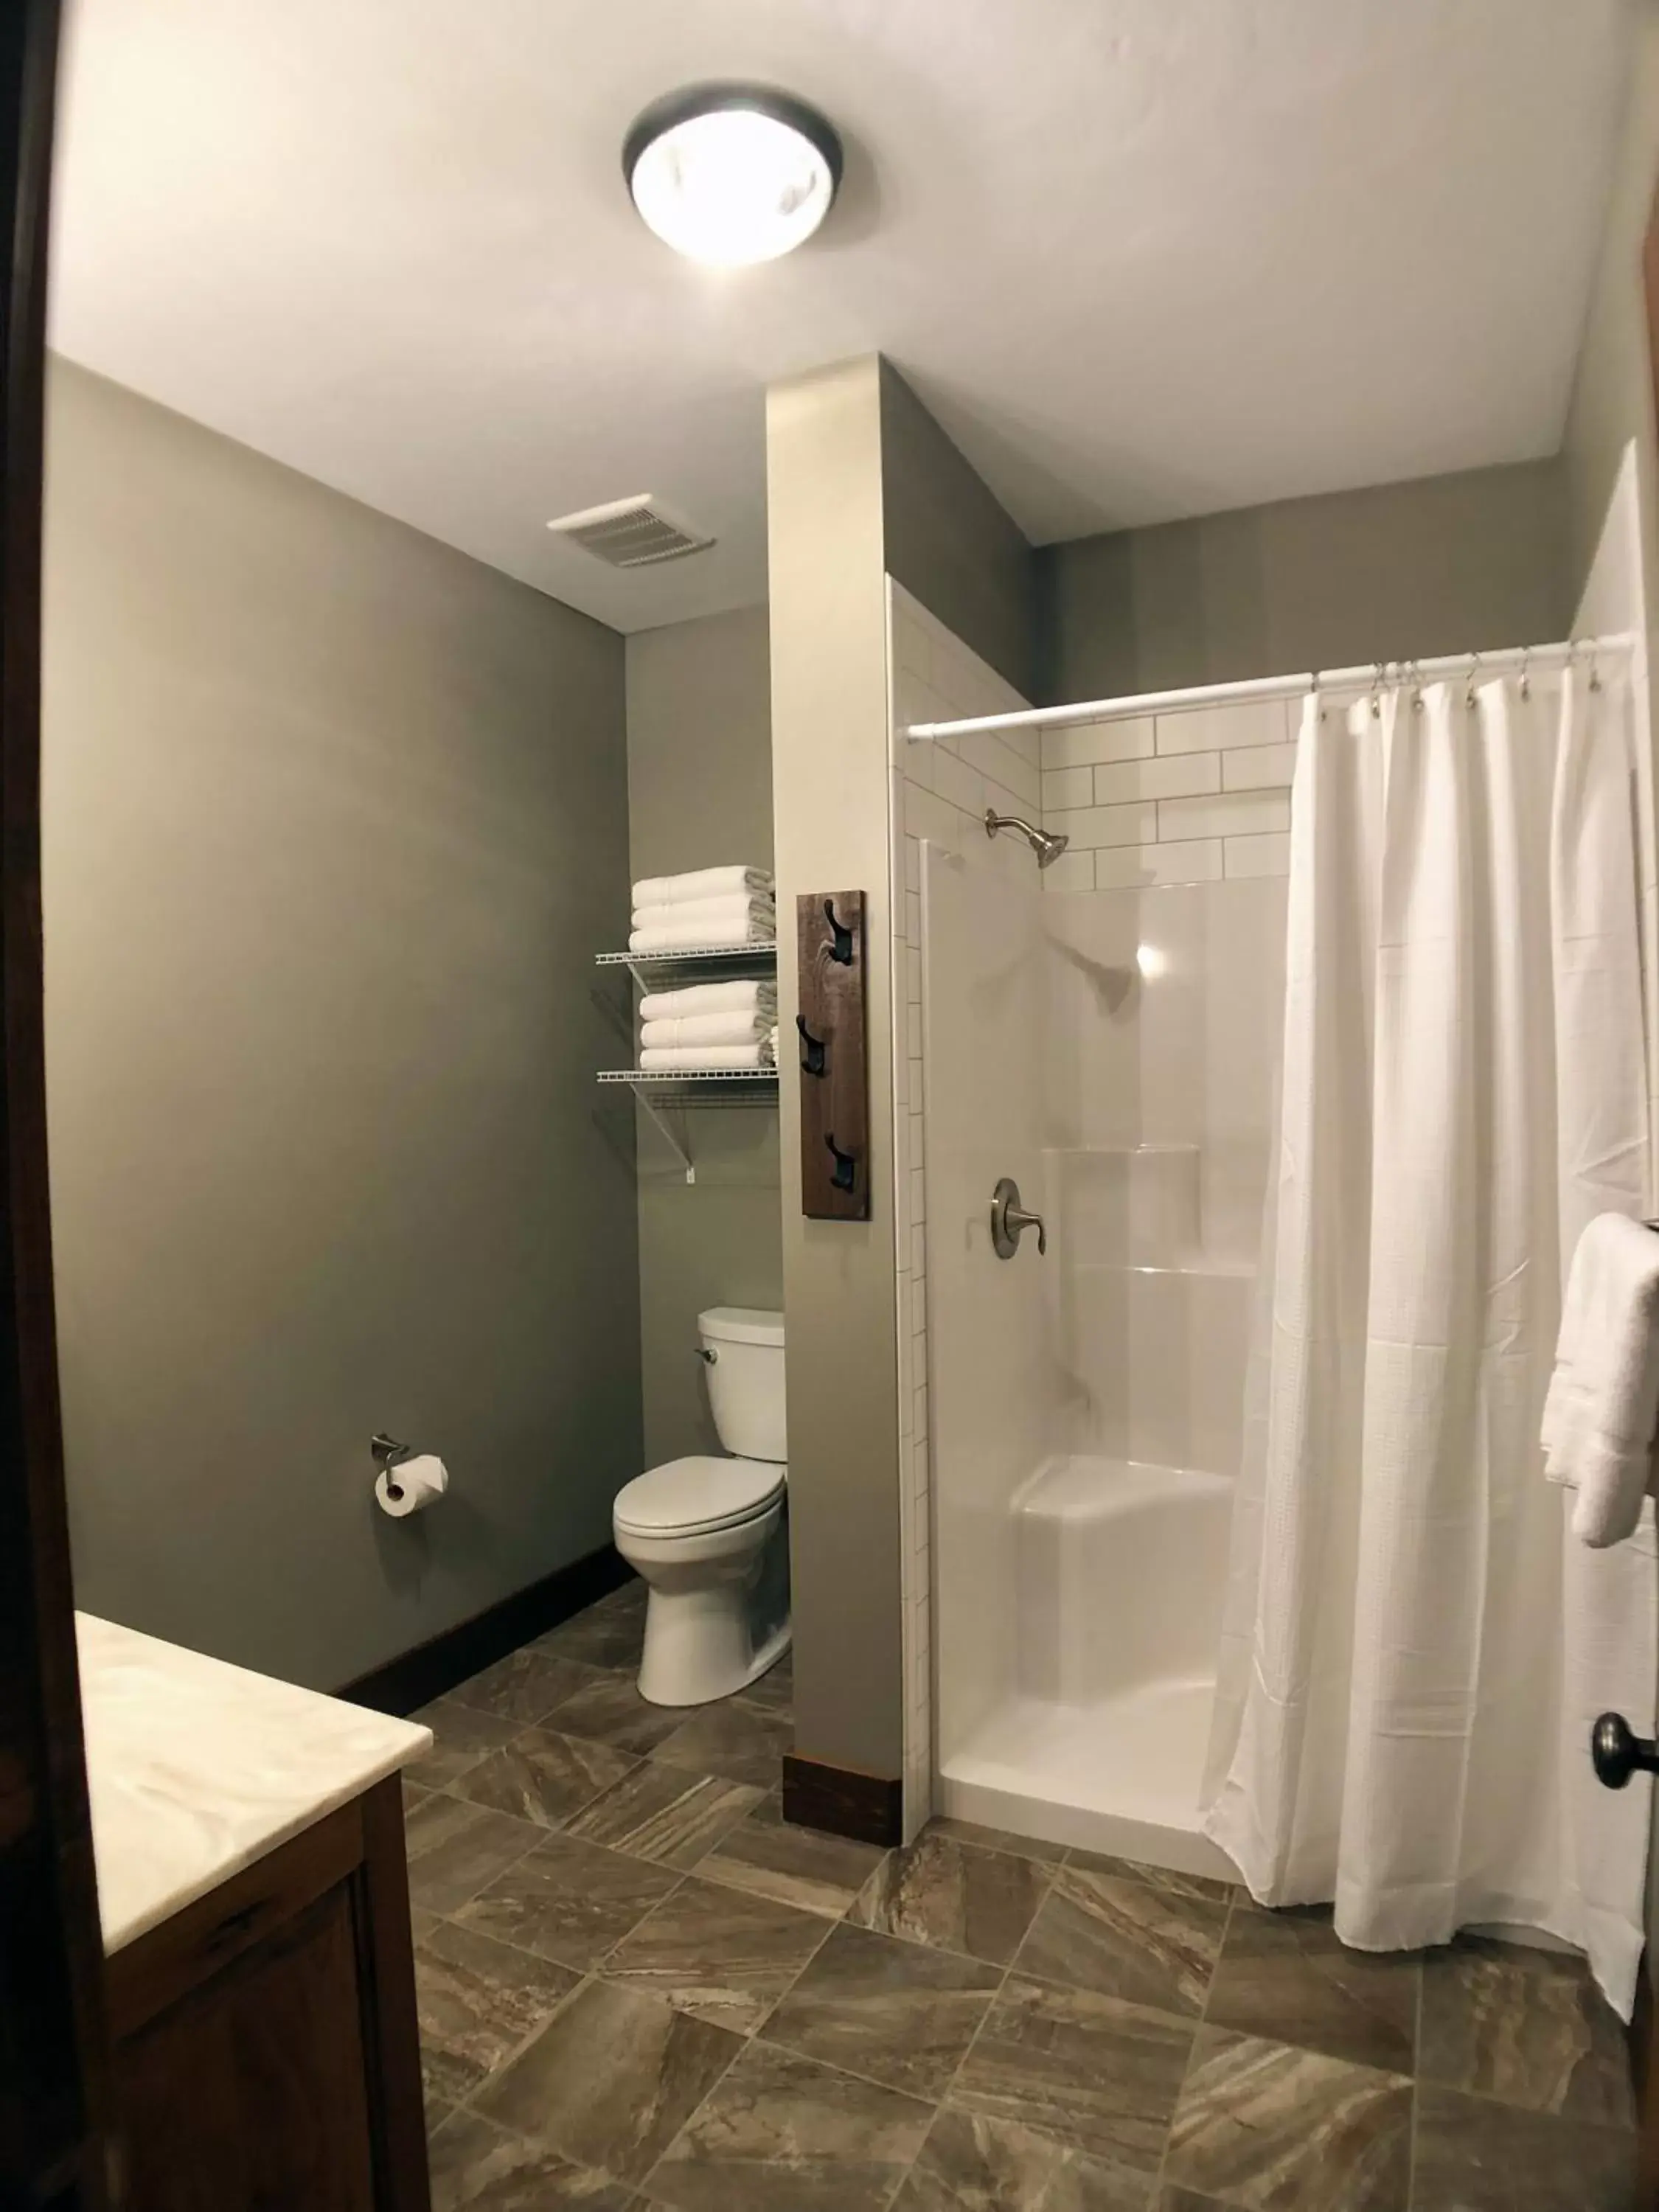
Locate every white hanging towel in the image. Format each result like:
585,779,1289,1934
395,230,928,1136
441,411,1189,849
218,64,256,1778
632,864,773,905
640,1012,771,1048
639,1037,776,1072
639,979,776,1021
1543,1212,1659,1547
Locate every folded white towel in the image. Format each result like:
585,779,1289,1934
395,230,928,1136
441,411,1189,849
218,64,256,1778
1543,1211,1659,1546
640,1037,776,1073
641,1012,771,1048
632,865,773,907
632,893,774,933
639,980,776,1021
630,916,776,953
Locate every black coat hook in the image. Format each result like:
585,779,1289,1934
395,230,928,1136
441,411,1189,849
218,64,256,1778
824,900,855,964
796,1013,827,1077
824,1131,858,1192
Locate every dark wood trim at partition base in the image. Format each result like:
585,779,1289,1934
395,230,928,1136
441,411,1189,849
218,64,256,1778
782,1752,904,1848
0,1,117,2204
337,1543,633,1717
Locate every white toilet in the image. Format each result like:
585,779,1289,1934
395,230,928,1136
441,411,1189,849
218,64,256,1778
613,1306,790,1706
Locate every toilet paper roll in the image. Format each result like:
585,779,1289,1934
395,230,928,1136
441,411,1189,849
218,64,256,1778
375,1453,448,1518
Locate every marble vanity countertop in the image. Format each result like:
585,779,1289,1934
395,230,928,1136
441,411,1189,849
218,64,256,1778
77,1612,431,1955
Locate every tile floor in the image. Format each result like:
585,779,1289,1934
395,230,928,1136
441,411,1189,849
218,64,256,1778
406,1579,1640,2211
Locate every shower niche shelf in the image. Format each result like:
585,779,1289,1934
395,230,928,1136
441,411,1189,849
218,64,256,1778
596,1068,779,1185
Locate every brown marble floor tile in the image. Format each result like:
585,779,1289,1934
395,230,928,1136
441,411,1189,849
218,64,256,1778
1418,1934,1636,2126
476,1975,742,2184
891,2104,1148,2211
950,1972,1194,2180
412,1913,580,2102
451,1646,604,1725
409,1699,524,1790
696,1793,888,1921
405,1793,545,1915
645,2037,933,2212
1203,1901,1418,2073
1412,2081,1637,2211
540,1670,690,1756
537,1601,649,1672
651,1697,795,1790
1063,1846,1233,1902
1163,2026,1410,2212
1154,2194,1228,2212
453,1830,680,1972
448,1727,639,1831
763,1922,1003,2101
926,1817,1067,1865
603,1874,831,2035
425,2096,453,2142
739,1649,794,1713
1012,1862,1226,2016
850,1831,1052,1966
567,1760,763,1868
428,2107,636,2208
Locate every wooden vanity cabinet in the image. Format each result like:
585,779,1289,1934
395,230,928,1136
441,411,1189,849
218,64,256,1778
102,1775,429,2212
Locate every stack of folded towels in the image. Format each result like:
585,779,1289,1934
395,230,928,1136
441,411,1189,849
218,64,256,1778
639,978,778,1072
630,864,775,955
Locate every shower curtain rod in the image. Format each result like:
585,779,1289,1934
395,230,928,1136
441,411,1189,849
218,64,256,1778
903,631,1641,740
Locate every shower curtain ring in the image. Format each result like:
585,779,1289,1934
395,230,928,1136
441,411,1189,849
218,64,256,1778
1369,662,1383,719
1520,647,1531,701
1465,652,1481,709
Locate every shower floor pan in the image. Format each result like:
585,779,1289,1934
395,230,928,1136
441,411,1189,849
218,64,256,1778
937,1453,1240,1882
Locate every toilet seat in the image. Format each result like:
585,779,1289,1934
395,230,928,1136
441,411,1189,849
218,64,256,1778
614,1455,786,1540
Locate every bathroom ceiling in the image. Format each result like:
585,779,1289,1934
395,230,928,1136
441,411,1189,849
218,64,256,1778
49,0,1632,634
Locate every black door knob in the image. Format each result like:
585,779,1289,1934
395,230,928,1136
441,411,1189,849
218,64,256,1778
1591,1711,1659,1789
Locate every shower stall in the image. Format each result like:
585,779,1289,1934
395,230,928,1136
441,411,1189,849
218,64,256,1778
919,723,1285,1879
890,474,1659,1993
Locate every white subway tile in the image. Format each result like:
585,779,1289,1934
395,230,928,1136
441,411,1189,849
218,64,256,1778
905,889,922,945
907,945,922,1004
1155,698,1288,756
931,747,985,817
1095,839,1223,887
901,737,936,794
1040,847,1096,894
991,734,1041,808
1224,831,1292,877
905,835,922,894
906,1002,922,1057
1046,800,1157,850
1222,742,1296,791
907,785,960,849
1043,764,1094,812
1093,754,1220,806
1041,714,1155,771
1158,790,1292,841
910,1166,926,1225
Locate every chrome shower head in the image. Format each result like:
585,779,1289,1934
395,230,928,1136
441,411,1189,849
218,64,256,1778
984,808,1070,869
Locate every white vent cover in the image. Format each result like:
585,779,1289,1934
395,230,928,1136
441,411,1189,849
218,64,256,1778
546,494,714,568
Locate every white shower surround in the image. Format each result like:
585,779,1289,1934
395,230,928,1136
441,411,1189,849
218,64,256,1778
891,443,1659,1915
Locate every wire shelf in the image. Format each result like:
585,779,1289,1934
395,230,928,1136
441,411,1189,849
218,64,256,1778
597,1067,778,1182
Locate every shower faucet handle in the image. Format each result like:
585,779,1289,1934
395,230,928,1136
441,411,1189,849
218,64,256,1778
1591,1712,1659,1789
990,1176,1046,1259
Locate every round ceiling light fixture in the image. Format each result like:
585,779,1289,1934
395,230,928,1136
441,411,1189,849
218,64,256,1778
623,83,842,268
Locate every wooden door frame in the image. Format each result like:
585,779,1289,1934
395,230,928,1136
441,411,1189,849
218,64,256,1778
0,0,114,2203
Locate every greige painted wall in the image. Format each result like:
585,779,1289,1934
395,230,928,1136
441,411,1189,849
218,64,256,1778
43,359,640,1690
1037,459,1571,702
768,358,904,1775
768,354,1036,1781
880,362,1039,702
625,607,782,1467
1564,4,1659,607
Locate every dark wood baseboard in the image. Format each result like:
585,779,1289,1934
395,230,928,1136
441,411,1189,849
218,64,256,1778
781,1752,903,1847
336,1543,633,1717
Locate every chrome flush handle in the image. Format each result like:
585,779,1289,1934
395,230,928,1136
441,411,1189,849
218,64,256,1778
990,1176,1047,1259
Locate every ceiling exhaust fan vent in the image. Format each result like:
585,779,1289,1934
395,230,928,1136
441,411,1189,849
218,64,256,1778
546,494,714,568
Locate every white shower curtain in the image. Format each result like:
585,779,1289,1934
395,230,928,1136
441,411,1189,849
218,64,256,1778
1203,667,1658,2017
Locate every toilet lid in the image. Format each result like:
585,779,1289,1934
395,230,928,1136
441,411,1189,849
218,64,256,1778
614,1455,786,1536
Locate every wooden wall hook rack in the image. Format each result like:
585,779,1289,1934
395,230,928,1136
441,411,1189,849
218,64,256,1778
796,889,869,1220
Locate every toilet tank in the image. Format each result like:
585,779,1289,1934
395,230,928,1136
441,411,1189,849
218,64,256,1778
698,1307,785,1463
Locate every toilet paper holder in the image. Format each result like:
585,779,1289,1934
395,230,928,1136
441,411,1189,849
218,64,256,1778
371,1431,412,1499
